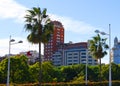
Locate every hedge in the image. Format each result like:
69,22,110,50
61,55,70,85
1,81,120,86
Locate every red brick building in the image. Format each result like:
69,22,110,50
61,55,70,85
44,21,64,60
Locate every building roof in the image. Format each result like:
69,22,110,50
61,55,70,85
52,21,63,28
64,42,87,49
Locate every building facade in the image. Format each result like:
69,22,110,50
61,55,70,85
44,21,97,66
113,37,120,64
20,50,44,64
52,42,98,66
44,21,64,61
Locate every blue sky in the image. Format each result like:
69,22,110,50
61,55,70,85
0,0,120,64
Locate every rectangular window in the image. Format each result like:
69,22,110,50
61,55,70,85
68,57,72,59
68,60,72,62
81,53,86,55
74,57,78,58
81,56,86,58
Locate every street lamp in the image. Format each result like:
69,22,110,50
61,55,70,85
85,49,88,86
95,24,111,86
7,35,23,86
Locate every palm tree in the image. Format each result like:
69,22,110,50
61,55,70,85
89,34,109,83
24,7,53,85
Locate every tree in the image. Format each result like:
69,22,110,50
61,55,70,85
24,7,54,85
89,34,109,83
29,62,40,82
60,65,84,82
42,61,55,82
10,55,30,83
88,65,99,82
110,63,120,80
0,57,8,83
0,55,31,84
102,64,109,81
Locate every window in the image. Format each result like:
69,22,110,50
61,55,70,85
81,56,86,58
68,63,72,65
81,59,86,61
88,56,92,58
74,57,78,58
73,60,78,62
74,53,78,55
88,60,92,62
68,53,72,55
68,57,72,59
81,52,86,55
68,60,72,62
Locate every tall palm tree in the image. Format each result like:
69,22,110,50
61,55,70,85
24,7,53,86
89,34,109,83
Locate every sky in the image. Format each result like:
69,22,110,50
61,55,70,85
0,0,120,64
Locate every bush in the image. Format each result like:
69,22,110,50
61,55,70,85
1,81,120,86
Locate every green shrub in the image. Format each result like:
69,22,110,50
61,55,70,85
1,81,120,86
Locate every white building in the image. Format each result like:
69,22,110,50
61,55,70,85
52,51,62,66
52,42,98,66
20,50,43,64
113,37,120,64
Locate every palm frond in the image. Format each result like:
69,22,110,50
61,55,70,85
33,7,41,14
24,24,32,32
27,10,36,17
42,8,47,15
89,33,109,59
27,33,41,44
24,7,53,44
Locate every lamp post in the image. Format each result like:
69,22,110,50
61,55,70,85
95,24,111,86
85,49,88,86
7,35,23,86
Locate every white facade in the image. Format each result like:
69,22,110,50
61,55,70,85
52,51,62,66
20,50,41,63
52,42,98,66
63,49,97,66
113,37,120,64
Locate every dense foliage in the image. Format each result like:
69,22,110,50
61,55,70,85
0,55,120,85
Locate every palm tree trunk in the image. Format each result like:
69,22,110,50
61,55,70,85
39,42,42,86
99,58,102,85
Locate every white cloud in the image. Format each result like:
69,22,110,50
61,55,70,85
0,0,99,34
0,38,43,56
0,0,27,22
49,14,99,34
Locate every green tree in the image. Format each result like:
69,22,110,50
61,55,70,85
70,64,86,83
42,61,54,82
102,64,109,81
29,61,64,83
109,63,120,80
88,65,99,82
24,7,54,85
89,34,109,83
29,62,40,83
61,66,76,82
60,64,85,82
10,55,30,83
0,57,8,83
0,55,31,84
